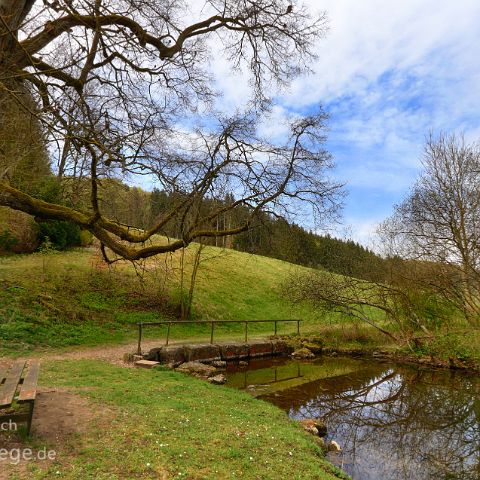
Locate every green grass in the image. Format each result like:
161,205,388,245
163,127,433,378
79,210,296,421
0,245,329,354
0,244,479,369
18,360,347,480
0,249,171,353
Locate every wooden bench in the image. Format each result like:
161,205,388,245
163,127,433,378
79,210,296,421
0,360,40,436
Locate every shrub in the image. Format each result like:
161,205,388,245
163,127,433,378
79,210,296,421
0,229,19,252
36,220,81,250
0,208,39,253
79,229,94,246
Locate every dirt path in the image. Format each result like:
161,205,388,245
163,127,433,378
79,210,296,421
0,387,114,480
37,337,169,366
2,334,272,367
1,337,186,368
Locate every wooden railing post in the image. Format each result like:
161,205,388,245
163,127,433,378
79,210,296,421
274,321,277,336
244,321,248,342
210,321,214,344
137,323,142,355
166,322,171,346
297,320,300,335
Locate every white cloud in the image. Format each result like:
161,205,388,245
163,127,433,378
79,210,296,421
197,1,480,246
209,55,252,112
326,217,383,251
256,105,295,141
349,219,379,247
287,0,480,105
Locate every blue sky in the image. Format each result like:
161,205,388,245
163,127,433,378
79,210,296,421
208,0,480,248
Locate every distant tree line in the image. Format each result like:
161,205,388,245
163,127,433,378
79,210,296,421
233,217,384,279
108,184,383,279
1,166,381,281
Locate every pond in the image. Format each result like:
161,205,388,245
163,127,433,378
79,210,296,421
225,356,480,480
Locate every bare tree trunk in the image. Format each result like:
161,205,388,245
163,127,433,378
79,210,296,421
0,1,36,53
179,247,186,320
1,1,50,187
185,243,205,320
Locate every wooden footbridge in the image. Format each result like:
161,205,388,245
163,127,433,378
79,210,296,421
136,319,301,355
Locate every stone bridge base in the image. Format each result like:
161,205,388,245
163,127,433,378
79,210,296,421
144,340,293,364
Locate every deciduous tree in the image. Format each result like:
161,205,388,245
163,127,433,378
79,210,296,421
381,134,480,326
0,0,341,261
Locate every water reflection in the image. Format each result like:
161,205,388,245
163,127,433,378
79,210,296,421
226,359,303,392
226,357,480,480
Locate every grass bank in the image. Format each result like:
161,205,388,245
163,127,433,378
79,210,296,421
0,246,324,354
0,245,478,369
8,360,346,480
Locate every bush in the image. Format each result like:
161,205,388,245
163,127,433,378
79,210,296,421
79,229,94,247
36,220,81,250
0,229,19,252
416,331,480,364
0,208,39,253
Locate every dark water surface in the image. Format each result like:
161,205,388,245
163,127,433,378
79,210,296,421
225,356,480,480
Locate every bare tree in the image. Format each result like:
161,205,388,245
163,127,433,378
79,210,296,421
283,264,436,347
0,0,341,261
381,134,480,327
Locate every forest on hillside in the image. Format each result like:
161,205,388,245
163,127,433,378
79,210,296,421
0,178,382,280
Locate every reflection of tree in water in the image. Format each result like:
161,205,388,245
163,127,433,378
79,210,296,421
262,364,480,480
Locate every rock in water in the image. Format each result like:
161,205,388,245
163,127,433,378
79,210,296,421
327,440,341,452
291,348,315,359
302,342,323,354
299,420,319,436
316,421,327,437
211,360,227,369
208,374,227,385
299,419,327,437
175,361,217,378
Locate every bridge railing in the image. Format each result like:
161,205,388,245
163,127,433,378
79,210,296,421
136,319,301,355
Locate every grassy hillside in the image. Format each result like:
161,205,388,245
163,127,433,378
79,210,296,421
0,243,478,479
0,244,478,368
0,244,330,351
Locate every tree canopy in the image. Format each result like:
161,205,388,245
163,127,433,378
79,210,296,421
381,134,480,326
0,0,342,261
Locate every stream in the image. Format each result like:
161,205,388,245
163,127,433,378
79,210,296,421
225,356,480,480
